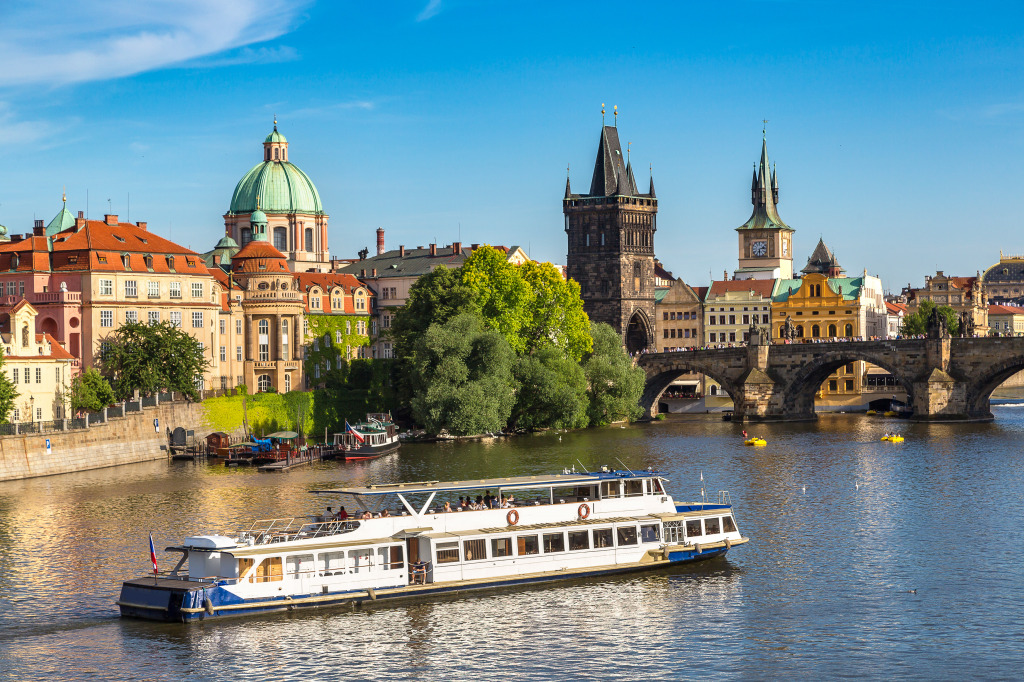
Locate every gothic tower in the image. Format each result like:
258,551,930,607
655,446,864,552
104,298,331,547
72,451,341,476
734,133,795,280
564,122,658,354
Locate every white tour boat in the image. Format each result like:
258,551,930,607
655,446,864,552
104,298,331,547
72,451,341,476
118,467,748,622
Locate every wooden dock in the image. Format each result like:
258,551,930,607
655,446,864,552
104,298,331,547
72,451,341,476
256,448,326,473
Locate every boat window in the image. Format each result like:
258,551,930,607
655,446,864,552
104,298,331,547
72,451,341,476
320,551,345,575
592,528,613,548
237,557,254,580
517,535,539,556
722,516,737,533
651,479,664,494
685,519,703,537
624,480,644,497
705,518,721,535
492,538,513,557
253,557,283,582
436,542,460,564
600,481,620,498
569,530,590,550
387,546,404,570
663,521,684,544
640,524,660,543
348,549,373,573
543,532,566,553
286,554,314,579
616,526,638,546
464,539,487,561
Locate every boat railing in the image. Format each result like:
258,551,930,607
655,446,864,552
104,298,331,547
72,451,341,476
717,491,732,505
238,517,362,544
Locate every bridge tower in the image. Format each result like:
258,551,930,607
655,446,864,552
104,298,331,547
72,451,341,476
564,118,658,353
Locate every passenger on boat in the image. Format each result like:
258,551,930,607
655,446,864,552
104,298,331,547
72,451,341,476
337,506,349,520
443,501,453,512
323,506,333,522
476,495,484,507
361,511,372,520
459,497,468,509
381,509,391,518
484,491,493,507
500,496,511,509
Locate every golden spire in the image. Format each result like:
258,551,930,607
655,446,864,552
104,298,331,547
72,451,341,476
613,105,618,127
601,103,605,126
273,114,278,130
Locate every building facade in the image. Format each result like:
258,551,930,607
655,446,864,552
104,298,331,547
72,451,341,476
1,301,76,422
704,279,774,346
654,278,703,351
908,270,988,336
564,123,658,354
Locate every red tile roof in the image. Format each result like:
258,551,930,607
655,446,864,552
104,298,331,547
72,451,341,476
886,302,908,315
707,279,775,298
231,241,290,273
294,272,373,314
988,304,1024,315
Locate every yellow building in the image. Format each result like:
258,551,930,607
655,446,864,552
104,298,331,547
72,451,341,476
1,301,76,422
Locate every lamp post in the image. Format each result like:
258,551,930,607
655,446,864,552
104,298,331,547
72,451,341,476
29,395,34,426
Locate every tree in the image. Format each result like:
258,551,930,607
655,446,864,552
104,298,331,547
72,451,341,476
98,321,210,401
508,345,589,432
390,266,478,362
460,246,534,354
582,322,645,426
901,300,960,336
519,260,592,361
70,367,115,414
0,347,18,423
410,312,516,436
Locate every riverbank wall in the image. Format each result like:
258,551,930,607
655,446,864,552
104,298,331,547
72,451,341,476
0,401,219,482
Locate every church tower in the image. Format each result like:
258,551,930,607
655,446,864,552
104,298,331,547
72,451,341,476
734,132,794,280
564,116,658,353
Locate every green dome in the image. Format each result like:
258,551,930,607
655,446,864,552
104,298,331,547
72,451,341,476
265,128,287,143
215,235,239,249
249,208,267,225
228,160,324,215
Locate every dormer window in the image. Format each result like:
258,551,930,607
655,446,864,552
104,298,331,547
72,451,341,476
144,254,154,269
121,253,131,270
10,254,18,270
167,255,175,270
113,234,126,243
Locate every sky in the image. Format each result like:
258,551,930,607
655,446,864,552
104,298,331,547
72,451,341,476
2,0,1024,291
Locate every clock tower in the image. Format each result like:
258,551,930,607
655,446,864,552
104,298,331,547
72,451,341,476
734,133,794,280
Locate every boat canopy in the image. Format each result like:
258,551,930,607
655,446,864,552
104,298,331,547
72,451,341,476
312,470,663,498
266,431,299,439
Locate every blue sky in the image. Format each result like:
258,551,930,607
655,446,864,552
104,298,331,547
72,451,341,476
2,0,1024,290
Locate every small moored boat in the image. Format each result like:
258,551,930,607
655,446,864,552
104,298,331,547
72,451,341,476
118,467,748,622
329,414,400,461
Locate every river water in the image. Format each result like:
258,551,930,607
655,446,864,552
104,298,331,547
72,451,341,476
2,410,1024,681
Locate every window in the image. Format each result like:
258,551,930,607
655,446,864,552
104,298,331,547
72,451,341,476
491,538,513,557
286,554,314,579
258,319,269,361
517,535,539,556
463,539,486,561
220,320,226,334
685,519,703,537
723,516,737,533
125,310,137,323
236,319,242,335
436,541,460,564
616,526,638,546
236,346,243,361
345,320,351,334
257,374,271,392
19,281,24,296
192,311,204,328
99,279,113,296
12,369,17,383
274,227,287,251
124,280,137,297
252,557,283,583
35,408,42,421
624,479,643,497
705,518,721,535
845,323,854,337
600,481,620,498
845,379,854,391
219,346,226,362
148,311,160,324
100,310,113,327
191,282,203,298
593,528,613,548
148,281,159,297
170,311,181,327
311,296,321,310
829,379,838,391
569,531,590,551
542,533,565,553
640,524,660,543
169,281,181,298
10,409,18,422
284,374,291,392
304,227,313,252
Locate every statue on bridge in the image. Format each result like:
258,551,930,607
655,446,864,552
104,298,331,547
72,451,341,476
782,316,796,342
959,311,975,338
927,306,951,339
748,322,770,346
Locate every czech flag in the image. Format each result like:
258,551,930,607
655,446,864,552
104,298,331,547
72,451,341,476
149,533,159,575
345,420,365,443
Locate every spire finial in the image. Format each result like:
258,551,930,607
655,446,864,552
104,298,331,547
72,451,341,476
613,105,618,127
601,103,605,126
567,163,570,179
273,114,278,131
762,118,768,139
62,186,66,206
627,141,631,161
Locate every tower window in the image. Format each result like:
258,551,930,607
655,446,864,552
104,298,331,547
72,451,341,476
274,148,279,160
304,228,313,252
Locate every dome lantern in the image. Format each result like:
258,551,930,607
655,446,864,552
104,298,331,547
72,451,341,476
263,116,288,162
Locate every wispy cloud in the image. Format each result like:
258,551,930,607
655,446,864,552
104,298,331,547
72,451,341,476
0,102,73,147
0,0,311,88
417,0,444,22
188,45,300,69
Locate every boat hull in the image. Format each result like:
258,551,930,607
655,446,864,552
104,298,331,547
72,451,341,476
118,543,736,623
339,440,400,461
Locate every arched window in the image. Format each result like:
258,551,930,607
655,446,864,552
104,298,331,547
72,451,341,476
284,374,291,392
274,227,287,251
828,324,837,337
258,319,269,361
796,325,804,338
274,148,279,160
257,374,271,392
281,319,289,361
304,228,313,252
21,324,28,347
240,228,253,246
812,324,821,338
845,323,854,337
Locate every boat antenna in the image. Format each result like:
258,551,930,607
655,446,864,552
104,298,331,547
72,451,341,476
615,457,635,476
576,459,590,473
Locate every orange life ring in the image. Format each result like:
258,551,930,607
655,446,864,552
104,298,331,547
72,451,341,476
506,509,519,526
578,503,591,519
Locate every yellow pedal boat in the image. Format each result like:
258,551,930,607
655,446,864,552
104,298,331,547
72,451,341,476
744,438,767,446
866,409,877,415
883,410,899,417
881,435,904,442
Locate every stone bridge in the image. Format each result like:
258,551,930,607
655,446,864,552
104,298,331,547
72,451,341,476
638,336,1024,422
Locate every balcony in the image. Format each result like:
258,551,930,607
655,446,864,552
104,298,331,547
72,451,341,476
0,291,83,306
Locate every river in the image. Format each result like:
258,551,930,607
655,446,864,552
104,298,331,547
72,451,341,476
2,410,1024,680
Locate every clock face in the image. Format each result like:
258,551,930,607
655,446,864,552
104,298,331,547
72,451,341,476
752,240,768,257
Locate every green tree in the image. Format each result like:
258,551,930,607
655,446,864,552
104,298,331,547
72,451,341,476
901,300,960,336
583,322,645,426
519,260,592,361
410,312,516,436
0,347,19,423
460,246,534,354
509,345,589,432
70,367,115,413
390,266,478,362
98,321,210,401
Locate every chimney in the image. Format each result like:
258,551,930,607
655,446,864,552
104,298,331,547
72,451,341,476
399,245,405,258
376,227,385,256
33,224,44,236
75,211,86,231
34,219,44,229
453,241,462,255
105,214,118,226
471,243,479,249
136,221,147,231
429,243,437,256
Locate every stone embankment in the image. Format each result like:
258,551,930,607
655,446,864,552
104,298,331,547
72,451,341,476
0,400,217,482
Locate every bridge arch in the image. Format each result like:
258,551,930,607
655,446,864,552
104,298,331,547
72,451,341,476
638,354,742,418
626,309,654,356
964,354,1024,419
782,349,915,418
